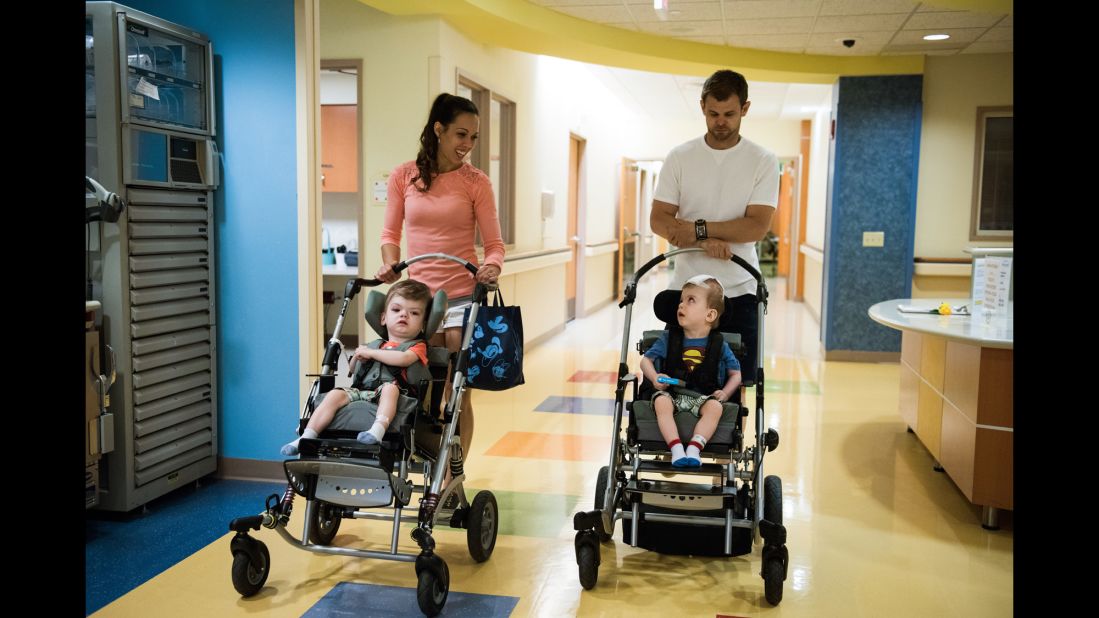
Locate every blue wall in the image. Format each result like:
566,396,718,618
119,0,300,460
822,75,923,354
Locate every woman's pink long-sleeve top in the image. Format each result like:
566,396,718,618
381,161,506,300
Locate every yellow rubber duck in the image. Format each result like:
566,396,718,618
937,302,952,315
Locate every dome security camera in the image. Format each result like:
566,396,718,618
842,39,856,48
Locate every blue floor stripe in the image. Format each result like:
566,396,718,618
534,395,615,415
85,478,285,615
305,581,519,617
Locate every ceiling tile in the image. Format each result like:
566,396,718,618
721,0,822,19
904,11,1005,29
726,17,816,34
637,19,726,36
977,26,1012,42
814,14,909,32
891,27,986,44
634,2,724,22
819,0,918,16
960,39,1013,53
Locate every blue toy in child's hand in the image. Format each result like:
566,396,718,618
657,376,684,386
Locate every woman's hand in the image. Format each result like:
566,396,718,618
375,261,400,283
476,263,501,285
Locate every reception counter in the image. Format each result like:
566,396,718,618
868,299,1013,529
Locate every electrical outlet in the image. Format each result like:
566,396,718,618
863,231,884,247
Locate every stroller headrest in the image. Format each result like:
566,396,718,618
653,289,681,325
364,288,448,341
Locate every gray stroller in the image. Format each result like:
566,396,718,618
228,253,500,617
571,247,789,605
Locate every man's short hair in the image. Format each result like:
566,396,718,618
701,69,749,107
385,279,431,308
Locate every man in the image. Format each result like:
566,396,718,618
649,69,779,382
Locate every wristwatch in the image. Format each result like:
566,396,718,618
694,219,708,241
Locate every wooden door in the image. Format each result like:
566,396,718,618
567,135,583,321
617,158,639,296
775,161,795,278
796,120,812,301
320,104,358,192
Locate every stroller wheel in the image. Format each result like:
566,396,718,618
763,475,783,525
230,539,270,597
309,501,343,545
577,543,599,590
762,552,785,605
466,491,499,562
416,558,449,617
593,466,612,542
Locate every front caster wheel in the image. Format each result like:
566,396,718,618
416,559,450,617
230,539,270,597
577,543,599,590
763,554,785,605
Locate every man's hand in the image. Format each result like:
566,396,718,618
667,218,697,247
700,238,732,260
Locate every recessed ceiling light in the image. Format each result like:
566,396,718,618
923,34,950,41
654,0,668,9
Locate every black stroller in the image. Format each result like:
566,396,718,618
571,248,789,605
228,253,500,617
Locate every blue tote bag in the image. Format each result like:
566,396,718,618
463,289,525,391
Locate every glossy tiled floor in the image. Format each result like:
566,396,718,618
89,270,1013,616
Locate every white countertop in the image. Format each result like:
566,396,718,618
868,299,1013,349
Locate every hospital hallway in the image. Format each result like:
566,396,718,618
85,268,1013,617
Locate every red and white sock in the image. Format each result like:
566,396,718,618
685,434,707,460
668,438,686,463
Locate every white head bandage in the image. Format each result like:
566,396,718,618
684,274,725,297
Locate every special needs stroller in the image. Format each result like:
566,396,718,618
571,248,789,605
228,253,500,617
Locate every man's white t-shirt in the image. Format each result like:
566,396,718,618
654,135,779,298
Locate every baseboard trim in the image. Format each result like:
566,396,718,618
218,457,285,483
824,349,900,363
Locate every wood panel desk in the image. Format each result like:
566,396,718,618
868,299,1013,529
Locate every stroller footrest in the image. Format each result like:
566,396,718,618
636,460,726,476
284,459,410,507
626,479,732,511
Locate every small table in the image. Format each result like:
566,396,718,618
868,299,1013,529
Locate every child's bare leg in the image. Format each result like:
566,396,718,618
655,395,687,464
357,383,399,445
684,399,724,463
283,389,351,455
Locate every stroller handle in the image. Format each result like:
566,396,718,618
619,248,764,308
343,253,480,300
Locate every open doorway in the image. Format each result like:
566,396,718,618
567,134,585,321
319,61,362,347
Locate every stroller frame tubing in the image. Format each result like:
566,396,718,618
603,248,768,543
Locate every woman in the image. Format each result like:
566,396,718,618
376,92,505,481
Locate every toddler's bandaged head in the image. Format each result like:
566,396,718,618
683,274,725,318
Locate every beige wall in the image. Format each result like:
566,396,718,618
915,54,1013,259
583,252,617,313
803,251,823,321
